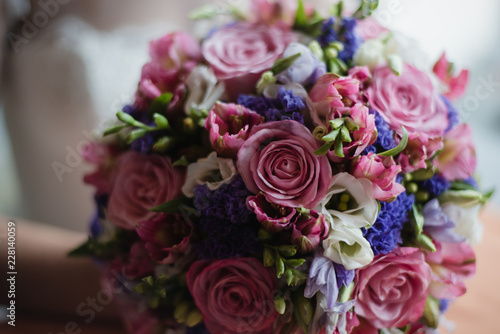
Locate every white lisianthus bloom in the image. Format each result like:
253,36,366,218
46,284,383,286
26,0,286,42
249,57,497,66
323,225,374,270
316,172,378,229
441,202,483,245
184,65,225,117
181,152,237,197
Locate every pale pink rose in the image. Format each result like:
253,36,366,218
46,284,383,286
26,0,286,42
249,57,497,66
82,142,121,196
186,258,277,334
247,193,297,233
202,23,295,97
107,151,185,229
397,132,443,173
291,211,329,254
237,120,332,209
136,31,201,109
354,248,432,329
425,241,476,300
250,0,298,28
435,124,476,181
136,213,192,264
433,52,469,101
204,102,264,158
366,65,449,137
352,153,404,202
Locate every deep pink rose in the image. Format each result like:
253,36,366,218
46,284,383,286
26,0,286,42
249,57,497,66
202,23,294,97
237,120,332,209
425,241,476,300
247,193,297,232
433,53,469,101
435,124,477,181
291,211,329,254
397,132,443,173
136,213,192,264
354,248,431,329
107,151,185,229
205,102,264,158
352,153,404,202
186,258,278,334
366,64,449,137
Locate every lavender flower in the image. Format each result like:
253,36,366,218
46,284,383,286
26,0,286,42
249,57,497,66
276,43,326,86
423,199,465,243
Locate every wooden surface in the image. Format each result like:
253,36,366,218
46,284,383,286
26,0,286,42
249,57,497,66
0,207,498,334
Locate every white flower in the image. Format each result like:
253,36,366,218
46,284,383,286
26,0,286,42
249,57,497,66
353,38,387,70
315,172,378,229
322,225,374,270
184,65,225,117
181,152,237,197
442,202,483,245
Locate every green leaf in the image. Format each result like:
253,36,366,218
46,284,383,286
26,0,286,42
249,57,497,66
150,197,192,213
103,124,128,137
411,204,424,235
126,128,149,144
271,52,302,75
379,125,408,156
294,0,308,27
116,111,149,129
149,93,173,116
354,0,379,19
314,141,334,156
152,136,174,153
68,238,93,257
173,156,190,167
153,113,170,129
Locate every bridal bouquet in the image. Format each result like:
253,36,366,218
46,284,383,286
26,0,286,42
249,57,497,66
72,1,490,333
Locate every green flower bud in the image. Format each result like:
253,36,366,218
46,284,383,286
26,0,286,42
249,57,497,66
274,295,287,315
186,309,203,327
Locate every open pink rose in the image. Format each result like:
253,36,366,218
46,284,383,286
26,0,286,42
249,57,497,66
202,22,294,97
433,52,469,101
352,153,404,202
435,123,476,181
136,213,192,264
397,132,443,173
205,102,264,158
187,258,277,334
237,120,332,209
366,64,449,137
354,247,431,329
107,151,185,229
425,241,476,300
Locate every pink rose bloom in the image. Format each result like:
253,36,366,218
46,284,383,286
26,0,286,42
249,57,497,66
186,258,278,334
136,31,201,109
352,153,404,202
107,151,185,230
366,64,449,137
250,0,298,28
237,120,332,209
82,142,121,196
136,213,192,264
425,241,476,300
247,193,297,233
397,132,443,173
435,124,477,181
354,248,432,329
433,52,469,101
205,102,264,158
291,211,329,254
202,22,294,97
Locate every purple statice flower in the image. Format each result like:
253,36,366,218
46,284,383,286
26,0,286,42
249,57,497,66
363,110,396,154
363,186,415,255
423,199,465,243
439,299,450,313
421,174,451,197
89,211,103,238
441,96,461,132
318,17,363,63
237,86,305,124
305,250,354,309
192,176,262,259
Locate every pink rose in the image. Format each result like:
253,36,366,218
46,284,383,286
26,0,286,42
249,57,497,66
435,124,476,181
366,65,449,137
425,241,476,300
250,0,298,28
136,213,192,264
352,153,404,202
291,211,329,254
397,132,443,173
247,193,297,233
237,120,332,209
202,23,294,97
354,248,432,329
136,31,201,109
186,258,278,334
205,102,264,158
433,52,469,101
107,151,185,229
